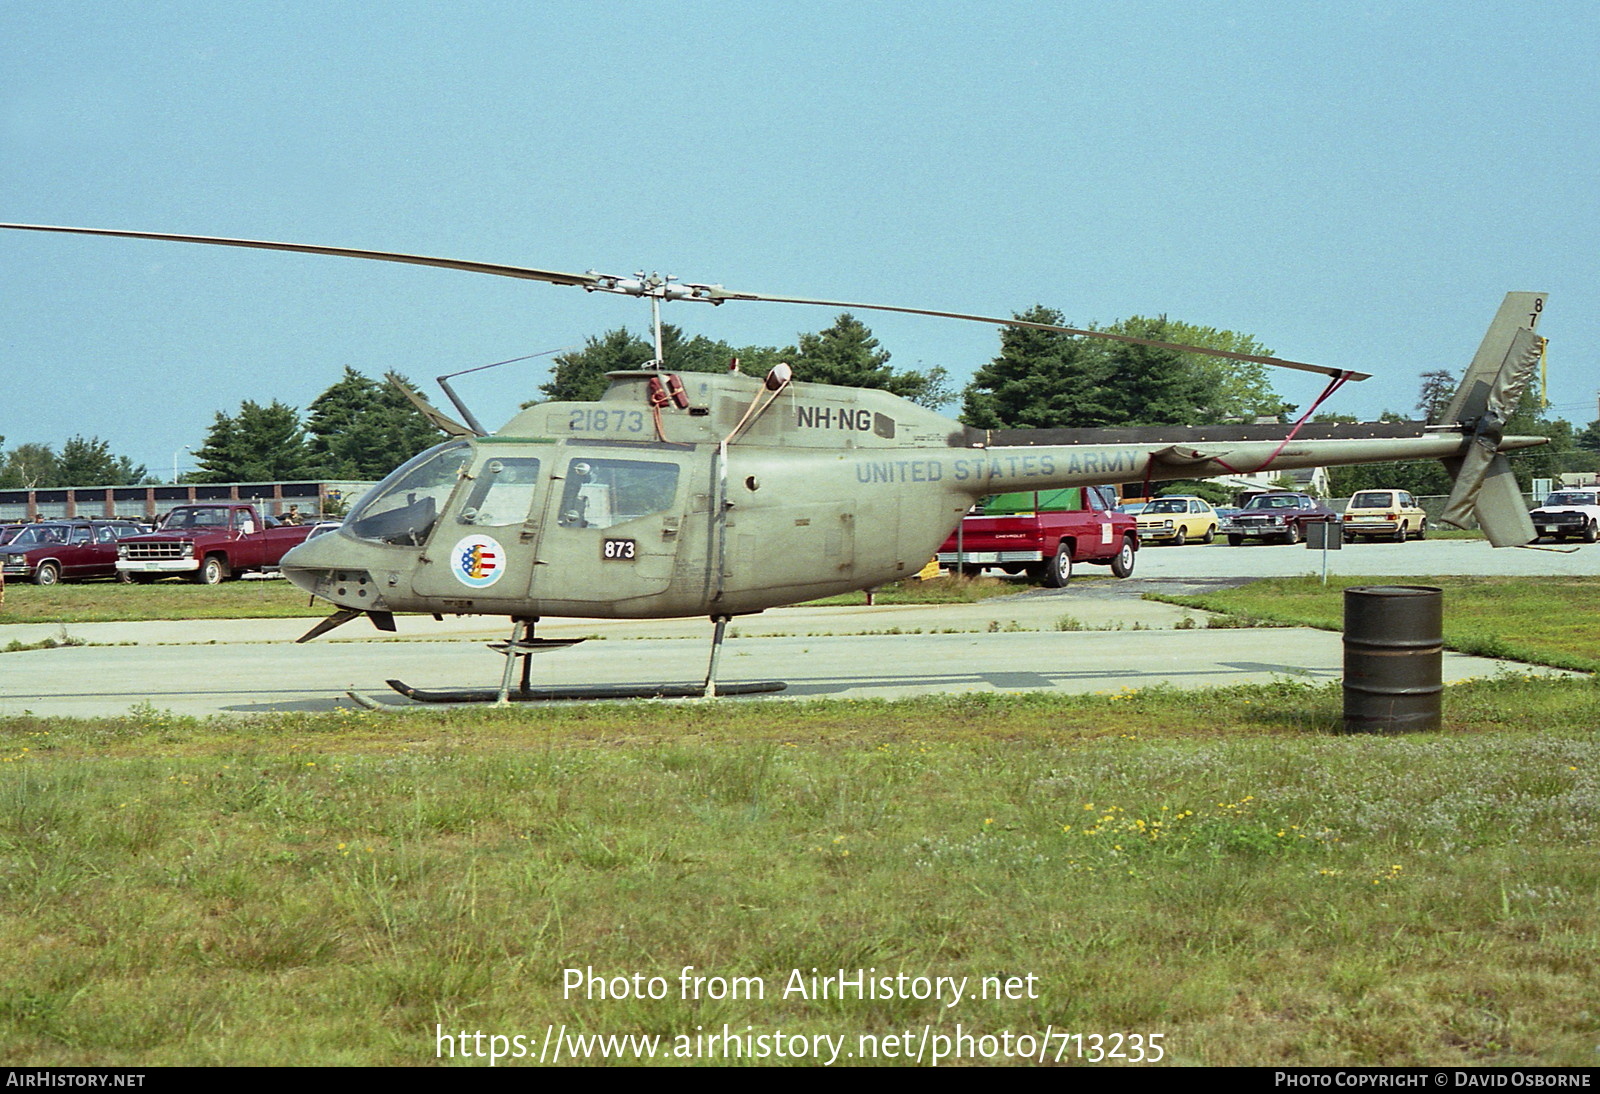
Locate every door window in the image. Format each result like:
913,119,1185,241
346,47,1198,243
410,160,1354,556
557,458,679,530
458,458,542,527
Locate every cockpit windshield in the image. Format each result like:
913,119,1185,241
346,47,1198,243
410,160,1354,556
345,441,472,546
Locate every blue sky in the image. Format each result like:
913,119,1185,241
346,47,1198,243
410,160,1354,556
4,1,1597,478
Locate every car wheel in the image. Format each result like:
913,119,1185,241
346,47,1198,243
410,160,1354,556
1199,524,1216,544
1394,522,1408,543
1171,527,1187,547
1586,521,1599,544
1416,521,1426,540
1042,542,1073,588
1285,522,1301,545
1228,534,1244,546
33,561,61,586
1110,536,1136,578
194,556,228,585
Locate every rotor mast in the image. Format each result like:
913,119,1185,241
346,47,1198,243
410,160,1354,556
588,271,712,369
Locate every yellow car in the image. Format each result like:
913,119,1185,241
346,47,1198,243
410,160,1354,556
1342,489,1427,542
1135,496,1219,545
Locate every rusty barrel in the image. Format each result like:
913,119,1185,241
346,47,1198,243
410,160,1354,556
1342,585,1443,733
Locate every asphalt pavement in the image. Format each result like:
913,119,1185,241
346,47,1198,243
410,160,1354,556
0,538,1590,717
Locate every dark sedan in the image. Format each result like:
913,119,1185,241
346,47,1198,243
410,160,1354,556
0,520,148,584
1221,492,1339,545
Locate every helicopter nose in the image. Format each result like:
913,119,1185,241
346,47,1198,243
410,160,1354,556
280,531,382,608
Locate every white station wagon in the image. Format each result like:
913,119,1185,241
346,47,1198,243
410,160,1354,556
1342,489,1427,542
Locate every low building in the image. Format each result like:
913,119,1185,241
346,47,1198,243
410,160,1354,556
0,480,374,524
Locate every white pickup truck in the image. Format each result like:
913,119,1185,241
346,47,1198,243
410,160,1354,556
1529,489,1600,543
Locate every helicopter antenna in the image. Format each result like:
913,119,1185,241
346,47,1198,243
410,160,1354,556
433,346,575,434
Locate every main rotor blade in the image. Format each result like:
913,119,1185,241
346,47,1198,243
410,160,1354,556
704,288,1368,381
2,222,1364,380
0,223,602,290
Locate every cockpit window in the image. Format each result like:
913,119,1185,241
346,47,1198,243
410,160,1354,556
346,440,472,546
557,458,679,530
457,457,542,527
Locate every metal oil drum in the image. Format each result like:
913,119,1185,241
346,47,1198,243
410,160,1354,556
1342,585,1443,733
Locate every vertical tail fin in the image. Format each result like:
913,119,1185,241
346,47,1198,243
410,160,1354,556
1436,293,1548,544
1436,292,1547,426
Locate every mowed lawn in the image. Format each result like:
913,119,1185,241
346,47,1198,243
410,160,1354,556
3,674,1598,1067
1152,575,1600,673
1,576,1597,1066
0,578,323,624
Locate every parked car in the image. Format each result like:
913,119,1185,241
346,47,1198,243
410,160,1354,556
1135,496,1219,545
0,519,149,584
1222,492,1339,545
1113,501,1148,516
1529,489,1600,543
1342,489,1427,542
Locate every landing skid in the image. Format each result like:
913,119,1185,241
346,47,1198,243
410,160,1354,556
368,612,785,705
383,678,786,703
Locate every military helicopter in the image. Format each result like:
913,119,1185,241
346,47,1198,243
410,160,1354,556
0,224,1550,703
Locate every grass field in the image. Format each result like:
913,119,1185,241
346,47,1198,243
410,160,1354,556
3,575,1598,1066
0,578,324,625
1150,575,1600,674
4,677,1599,1066
0,573,1032,625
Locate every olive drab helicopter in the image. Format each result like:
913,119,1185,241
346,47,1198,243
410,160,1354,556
1,223,1552,703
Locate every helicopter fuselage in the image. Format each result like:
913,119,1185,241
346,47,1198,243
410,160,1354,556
279,368,1513,622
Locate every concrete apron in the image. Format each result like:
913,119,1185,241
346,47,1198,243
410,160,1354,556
0,588,1574,718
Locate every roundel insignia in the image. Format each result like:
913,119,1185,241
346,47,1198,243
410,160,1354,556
450,534,506,589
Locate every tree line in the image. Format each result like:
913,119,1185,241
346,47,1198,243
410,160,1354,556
0,368,439,490
0,435,149,490
187,368,441,483
537,309,1292,427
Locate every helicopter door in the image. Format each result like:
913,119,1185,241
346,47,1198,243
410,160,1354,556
411,453,548,603
531,453,688,609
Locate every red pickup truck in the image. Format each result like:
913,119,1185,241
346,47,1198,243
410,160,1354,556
936,487,1138,586
115,504,315,584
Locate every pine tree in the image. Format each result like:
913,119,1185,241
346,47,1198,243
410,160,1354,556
192,400,313,483
58,435,146,486
785,314,949,407
305,367,440,478
960,306,1112,429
